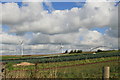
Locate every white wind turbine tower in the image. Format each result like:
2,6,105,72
60,43,64,53
19,40,24,56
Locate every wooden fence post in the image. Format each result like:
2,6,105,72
102,66,110,80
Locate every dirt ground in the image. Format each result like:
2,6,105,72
13,62,35,66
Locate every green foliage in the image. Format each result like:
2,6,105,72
77,50,82,53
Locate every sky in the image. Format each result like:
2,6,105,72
0,0,119,55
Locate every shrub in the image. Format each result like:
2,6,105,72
74,50,77,53
65,50,68,54
69,50,74,54
77,50,82,53
97,49,103,52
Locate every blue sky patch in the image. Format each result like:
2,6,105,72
90,27,109,34
2,25,10,32
42,2,85,13
51,2,85,10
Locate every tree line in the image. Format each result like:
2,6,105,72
64,50,82,54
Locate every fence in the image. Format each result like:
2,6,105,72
1,62,119,79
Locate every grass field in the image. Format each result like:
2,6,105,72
1,50,120,64
1,53,62,60
1,50,119,78
1,50,118,60
3,56,119,78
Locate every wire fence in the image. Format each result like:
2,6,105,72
1,59,119,78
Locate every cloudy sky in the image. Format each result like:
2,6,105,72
0,0,119,55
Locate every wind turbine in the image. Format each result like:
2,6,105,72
19,40,24,56
60,43,64,53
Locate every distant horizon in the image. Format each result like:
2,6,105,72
1,48,118,56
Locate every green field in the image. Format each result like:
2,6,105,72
3,56,119,78
1,50,120,78
1,50,120,63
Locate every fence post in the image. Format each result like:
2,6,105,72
102,66,110,80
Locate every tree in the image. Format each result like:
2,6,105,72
74,50,77,53
65,50,68,53
97,49,103,52
69,50,74,54
77,50,82,53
